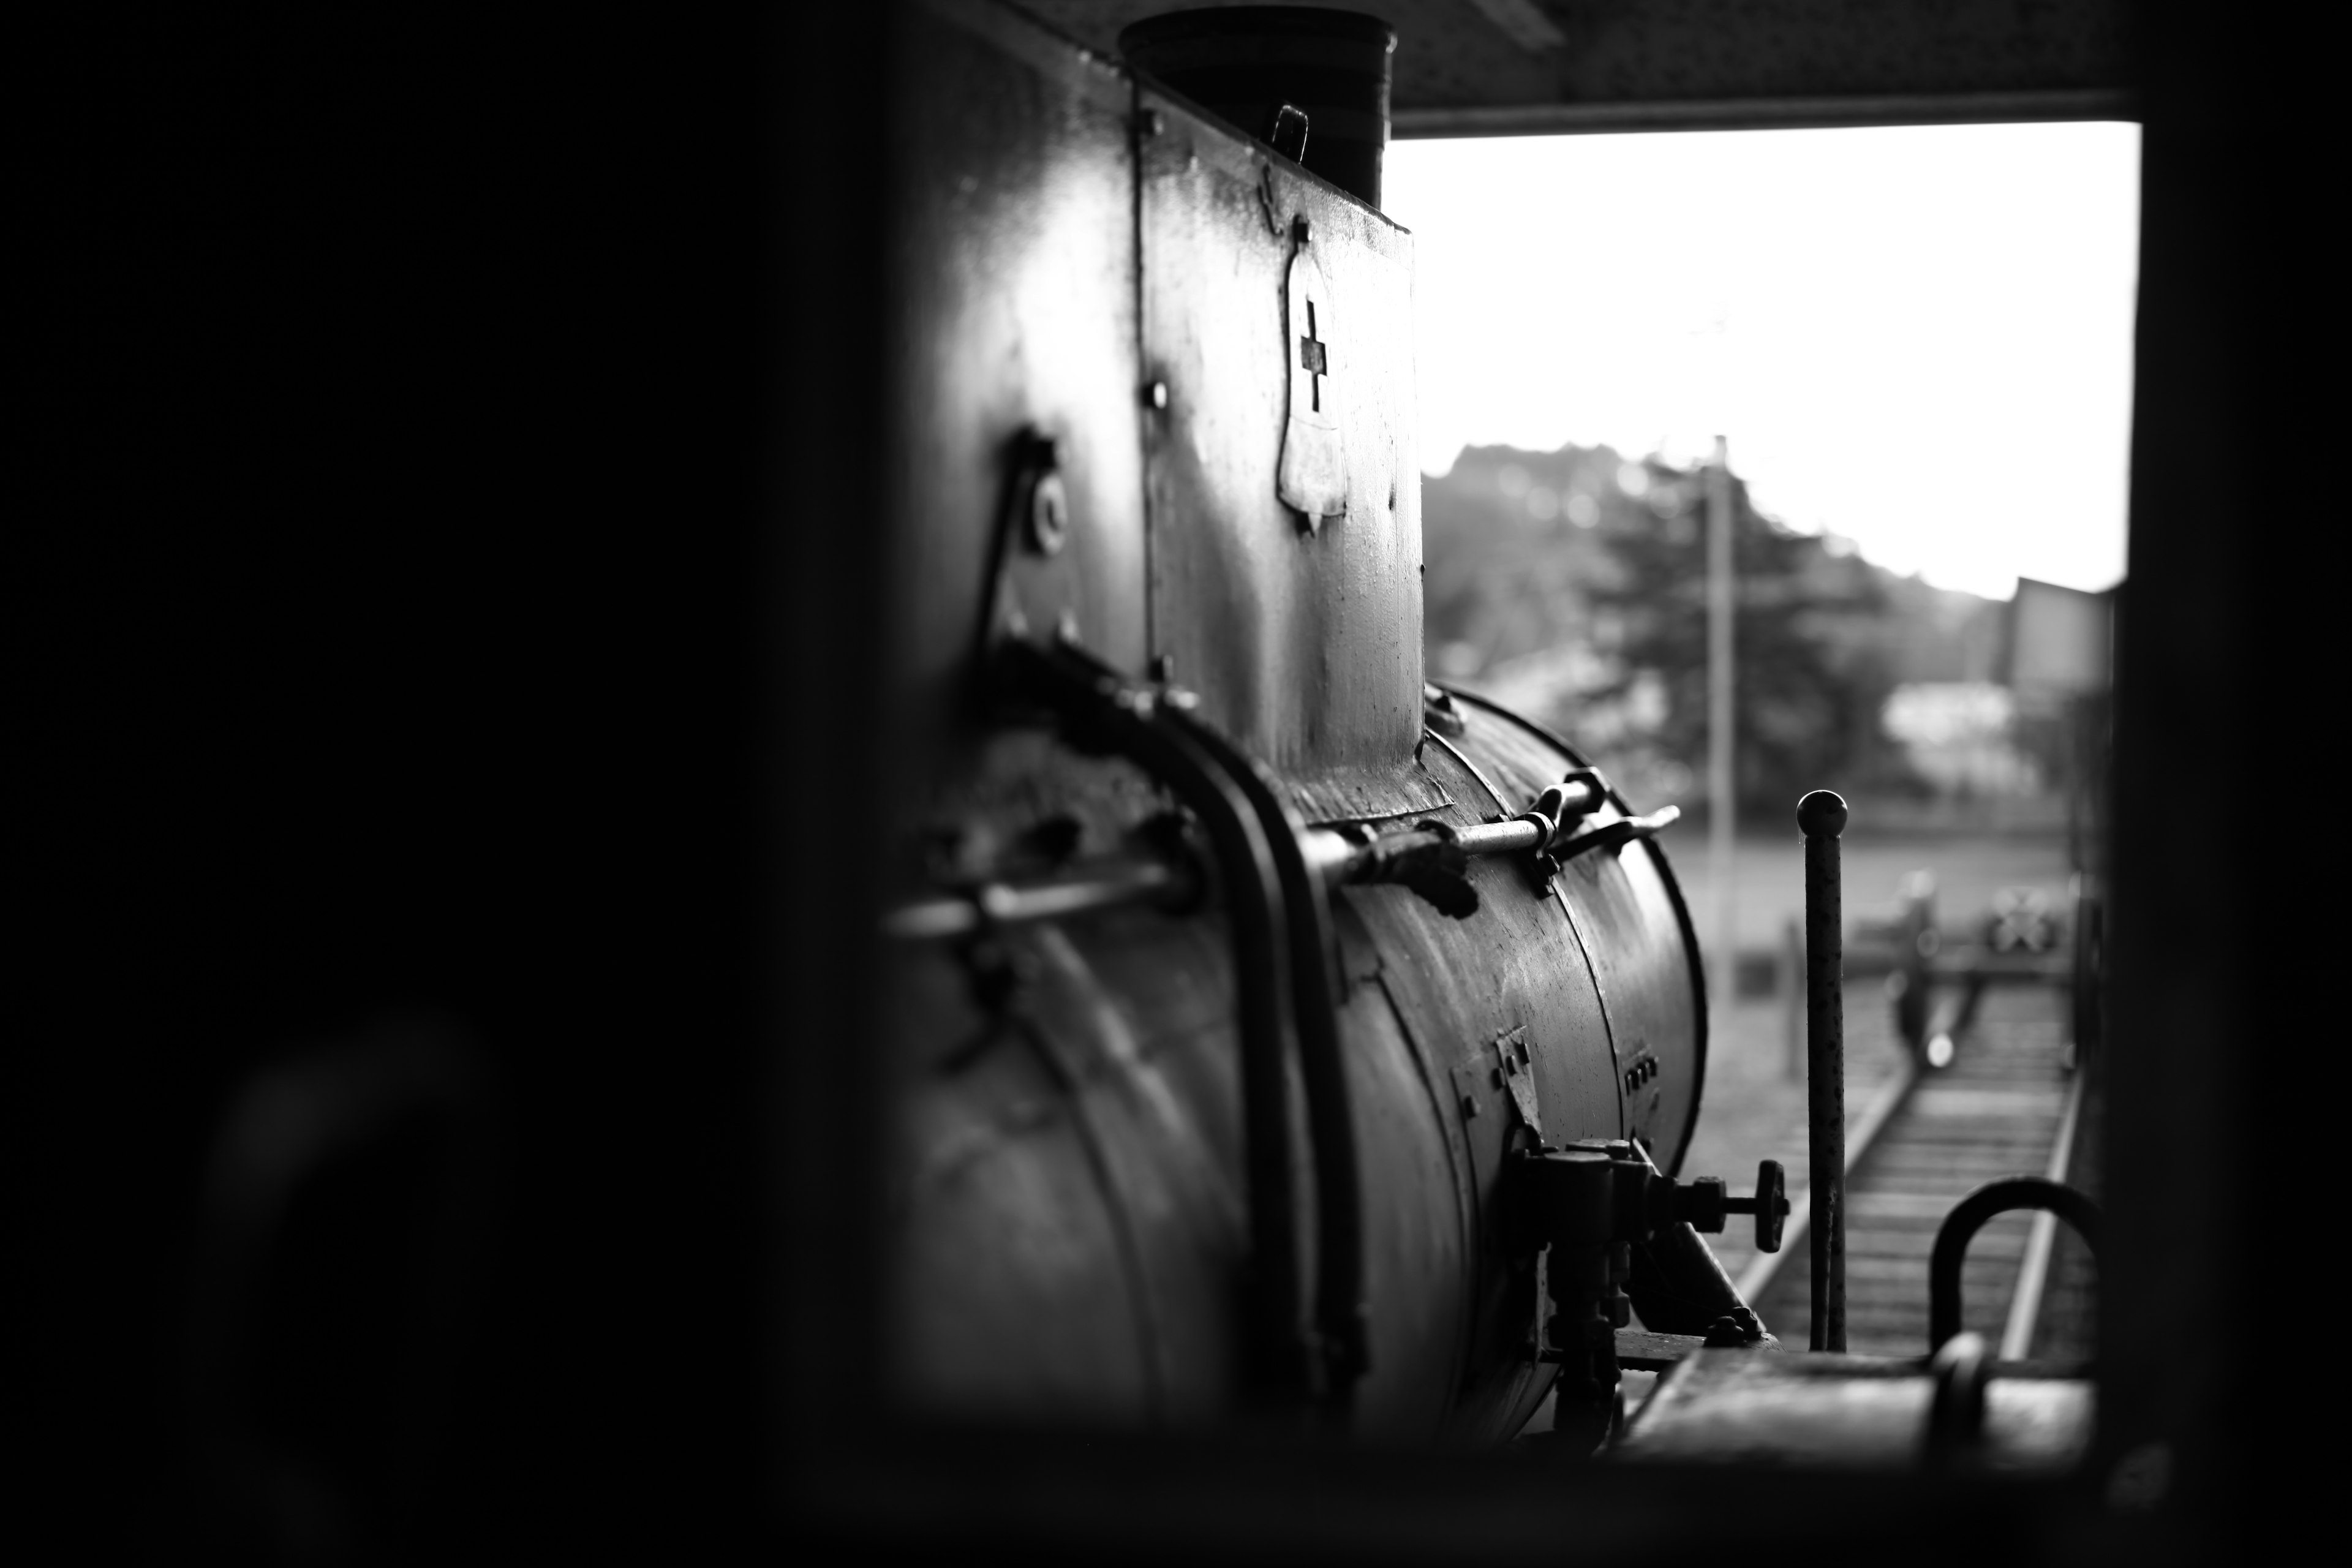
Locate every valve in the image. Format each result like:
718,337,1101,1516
1671,1160,1789,1254
1509,1144,1785,1425
1512,1146,1789,1255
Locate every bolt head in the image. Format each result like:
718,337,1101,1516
1145,380,1169,410
1027,470,1069,556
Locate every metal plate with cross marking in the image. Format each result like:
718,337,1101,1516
1138,83,1438,825
1278,233,1345,523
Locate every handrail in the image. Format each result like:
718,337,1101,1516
1157,695,1371,1408
1929,1177,2103,1352
995,638,1317,1403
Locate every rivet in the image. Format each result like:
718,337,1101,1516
1145,380,1169,410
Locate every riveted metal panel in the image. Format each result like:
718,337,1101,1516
888,0,1150,763
1136,87,1442,824
1343,731,1625,1442
1449,695,1706,1176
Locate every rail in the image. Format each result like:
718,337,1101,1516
1999,1070,2090,1360
1732,1054,1921,1307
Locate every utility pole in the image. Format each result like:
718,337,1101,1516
1706,435,1736,1018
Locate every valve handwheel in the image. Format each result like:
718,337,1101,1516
1727,1159,1789,1253
1660,1158,1790,1253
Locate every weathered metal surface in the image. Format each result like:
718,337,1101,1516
885,695,1710,1441
1310,725,1632,1444
1614,1327,1709,1371
886,932,1164,1420
1438,691,1704,1174
881,0,1712,1446
1137,85,1440,826
1276,232,1346,522
889,0,1150,777
1615,1347,2095,1474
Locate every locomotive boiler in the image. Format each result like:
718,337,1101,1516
877,0,1782,1444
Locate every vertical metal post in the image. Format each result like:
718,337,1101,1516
1706,437,1736,1016
1798,789,1848,1352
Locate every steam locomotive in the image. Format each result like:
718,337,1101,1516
878,0,1786,1444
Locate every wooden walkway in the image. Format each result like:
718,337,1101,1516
1747,986,2078,1357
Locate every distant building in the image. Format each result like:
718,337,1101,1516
1882,682,2043,797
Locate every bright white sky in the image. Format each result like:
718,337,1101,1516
1384,123,2139,599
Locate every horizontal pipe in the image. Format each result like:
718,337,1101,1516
885,795,1681,939
881,859,1181,940
1305,797,1676,888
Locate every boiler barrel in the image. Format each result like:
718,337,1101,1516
884,692,1705,1439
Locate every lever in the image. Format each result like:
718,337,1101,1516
1550,807,1679,866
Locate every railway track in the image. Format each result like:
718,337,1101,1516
1741,983,2087,1358
1520,982,2091,1441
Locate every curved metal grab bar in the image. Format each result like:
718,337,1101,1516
995,636,1366,1411
1928,1176,2103,1352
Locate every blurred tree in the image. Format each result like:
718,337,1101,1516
1421,444,1623,676
1585,457,1921,820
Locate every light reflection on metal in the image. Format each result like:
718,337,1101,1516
880,859,1185,940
